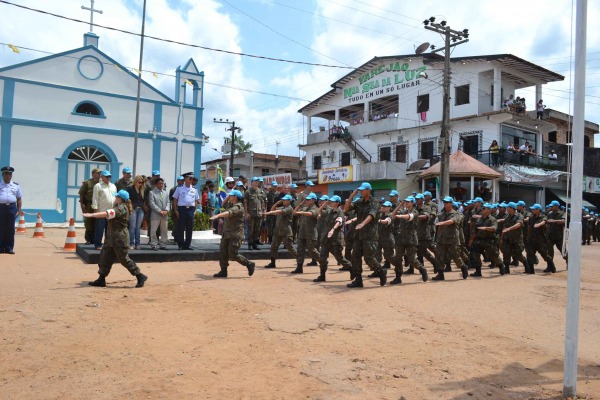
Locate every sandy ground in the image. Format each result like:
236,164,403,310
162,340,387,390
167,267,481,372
1,228,599,400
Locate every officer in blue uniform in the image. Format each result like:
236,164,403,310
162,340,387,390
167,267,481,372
0,166,23,254
172,172,200,250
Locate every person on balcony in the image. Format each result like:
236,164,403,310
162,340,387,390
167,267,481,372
489,140,500,166
548,149,558,161
536,99,546,120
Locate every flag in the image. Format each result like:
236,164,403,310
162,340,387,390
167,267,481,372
8,44,20,53
184,78,193,86
217,166,227,205
133,68,141,75
152,72,158,78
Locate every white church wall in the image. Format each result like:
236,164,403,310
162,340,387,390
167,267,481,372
0,79,4,112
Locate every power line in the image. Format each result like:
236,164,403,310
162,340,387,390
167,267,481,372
0,0,353,70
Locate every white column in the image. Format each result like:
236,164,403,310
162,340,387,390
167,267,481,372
535,84,542,105
363,101,369,123
493,67,501,111
334,108,340,126
470,176,475,199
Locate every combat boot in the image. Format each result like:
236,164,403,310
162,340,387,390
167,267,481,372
383,260,391,269
291,263,303,274
313,274,326,282
88,275,106,287
524,261,535,274
498,263,505,276
135,273,148,288
346,275,363,288
460,264,469,279
307,260,318,266
470,266,482,277
390,271,402,285
432,271,445,281
247,261,255,277
264,258,277,268
368,270,379,278
444,262,452,272
404,266,415,274
252,242,260,250
213,270,228,278
543,260,556,273
504,263,511,274
419,266,429,282
379,269,387,286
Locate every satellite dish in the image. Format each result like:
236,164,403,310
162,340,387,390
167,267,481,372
408,159,429,171
415,42,430,55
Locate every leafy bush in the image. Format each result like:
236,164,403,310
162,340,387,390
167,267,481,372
167,212,211,231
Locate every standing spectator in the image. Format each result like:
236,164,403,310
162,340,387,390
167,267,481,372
79,168,101,244
489,140,500,166
478,182,491,202
206,182,217,216
452,182,467,201
536,99,546,120
115,167,133,191
172,172,200,250
91,170,117,250
0,166,22,254
169,176,184,242
126,175,146,250
504,94,514,111
148,177,169,251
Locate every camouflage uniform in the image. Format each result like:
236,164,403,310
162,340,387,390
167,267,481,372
393,208,427,282
97,203,141,277
469,214,503,276
350,197,381,277
244,187,264,247
416,202,438,270
296,204,320,267
344,211,356,261
78,178,98,244
115,177,132,192
546,209,566,261
218,202,252,273
455,212,471,264
269,205,297,259
266,189,278,243
500,212,530,273
526,213,555,272
377,211,395,266
318,207,352,275
435,208,468,279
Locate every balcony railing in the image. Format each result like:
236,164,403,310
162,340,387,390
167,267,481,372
356,161,407,181
465,149,567,172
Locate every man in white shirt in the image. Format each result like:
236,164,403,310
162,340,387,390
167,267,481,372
548,150,558,161
92,170,117,250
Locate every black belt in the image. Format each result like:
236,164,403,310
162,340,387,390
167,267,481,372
179,206,194,209
1,202,16,206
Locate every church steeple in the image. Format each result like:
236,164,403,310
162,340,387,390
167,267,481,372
81,0,103,48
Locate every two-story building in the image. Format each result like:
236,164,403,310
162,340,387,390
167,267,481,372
298,53,598,207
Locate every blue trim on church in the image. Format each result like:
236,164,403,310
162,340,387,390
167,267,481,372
152,104,162,172
0,79,15,166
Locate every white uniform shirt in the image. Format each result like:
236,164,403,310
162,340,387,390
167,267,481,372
0,180,22,204
173,185,199,207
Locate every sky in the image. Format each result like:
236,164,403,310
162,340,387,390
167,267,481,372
1,0,599,163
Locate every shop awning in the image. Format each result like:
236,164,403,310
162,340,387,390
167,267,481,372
547,188,597,210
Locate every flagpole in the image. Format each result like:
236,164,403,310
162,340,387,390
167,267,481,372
563,0,586,397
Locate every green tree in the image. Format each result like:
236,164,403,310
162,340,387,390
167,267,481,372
234,134,252,154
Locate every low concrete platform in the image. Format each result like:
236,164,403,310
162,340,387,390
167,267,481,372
76,241,296,264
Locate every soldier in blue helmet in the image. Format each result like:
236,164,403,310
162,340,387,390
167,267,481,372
500,202,531,274
432,196,469,281
314,195,352,282
546,200,567,266
292,193,320,274
375,200,396,272
526,203,556,273
84,190,148,288
468,203,504,277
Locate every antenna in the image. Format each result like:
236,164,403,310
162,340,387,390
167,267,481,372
415,42,430,55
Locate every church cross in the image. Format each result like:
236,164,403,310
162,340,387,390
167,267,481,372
81,0,103,33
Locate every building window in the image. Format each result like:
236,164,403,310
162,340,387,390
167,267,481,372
417,94,429,113
420,141,434,160
313,155,322,171
72,101,105,118
455,84,470,105
461,135,479,156
68,146,110,162
379,146,391,162
285,170,293,174
261,168,270,176
395,144,407,163
490,84,494,107
548,131,557,143
340,152,351,166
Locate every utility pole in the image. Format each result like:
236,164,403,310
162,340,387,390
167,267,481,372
423,17,469,204
275,141,280,174
214,118,242,178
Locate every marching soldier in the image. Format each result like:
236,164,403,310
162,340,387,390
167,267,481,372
309,195,330,267
526,203,556,273
314,195,352,282
343,206,356,267
244,177,264,250
84,190,148,288
500,202,531,274
375,201,395,271
390,196,428,284
344,183,386,288
263,194,297,268
433,196,469,281
209,190,256,278
292,193,320,274
468,203,503,277
266,182,278,244
415,193,438,271
546,200,567,266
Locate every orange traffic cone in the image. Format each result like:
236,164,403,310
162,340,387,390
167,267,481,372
16,212,27,234
32,213,45,238
63,218,77,251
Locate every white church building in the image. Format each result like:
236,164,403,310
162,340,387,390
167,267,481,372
0,32,205,223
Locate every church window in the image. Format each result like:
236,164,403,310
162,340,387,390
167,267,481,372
68,146,110,162
72,101,105,118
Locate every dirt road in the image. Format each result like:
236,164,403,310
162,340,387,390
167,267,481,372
1,228,598,399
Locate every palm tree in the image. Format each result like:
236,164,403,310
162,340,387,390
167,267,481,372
234,134,252,154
